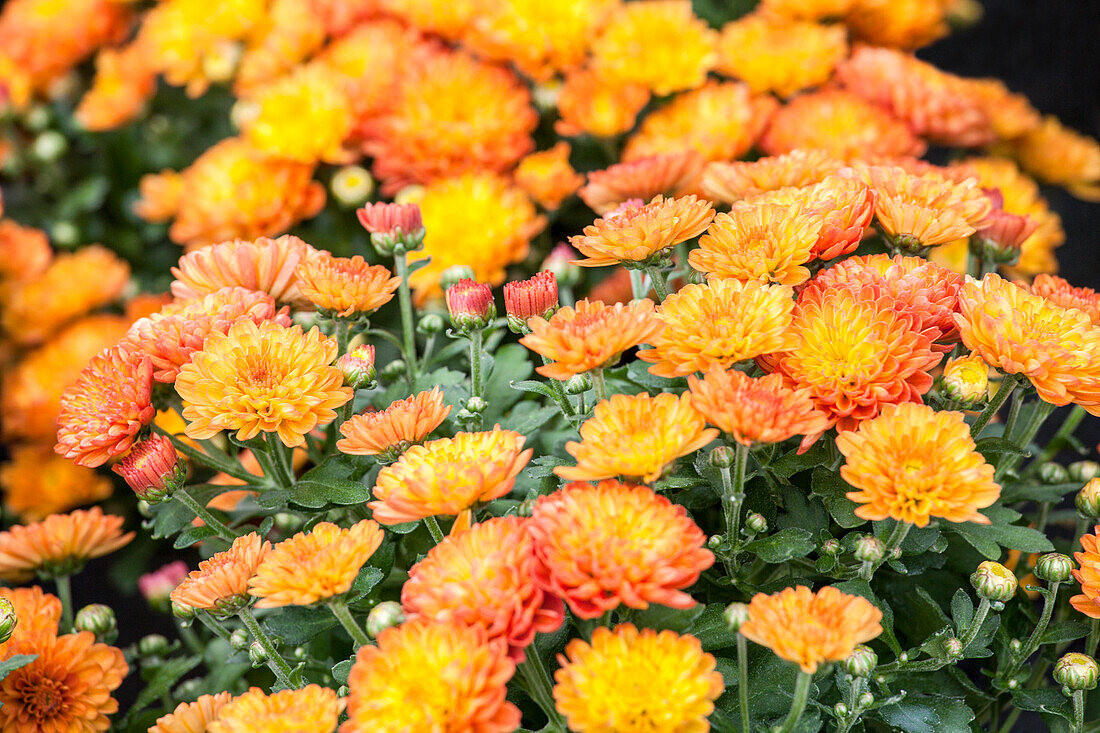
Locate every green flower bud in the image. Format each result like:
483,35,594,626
842,645,877,678
971,560,1018,602
0,598,17,645
565,374,591,395
336,345,376,390
709,446,734,468
724,602,749,632
942,637,963,660
834,702,849,718
367,601,405,638
465,396,488,414
74,604,117,644
1038,462,1069,484
707,535,723,550
1034,553,1074,583
1054,653,1099,692
379,359,408,381
1069,461,1100,483
1077,479,1100,519
854,535,885,564
440,265,476,293
858,692,875,709
49,221,80,248
248,641,268,667
32,130,67,162
138,634,170,658
417,313,445,336
171,601,195,620
230,628,250,651
745,513,768,535
821,539,842,556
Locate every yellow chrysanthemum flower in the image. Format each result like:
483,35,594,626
175,320,352,447
701,149,843,204
0,445,113,522
690,202,822,285
557,393,718,483
845,0,953,51
209,685,342,733
233,0,326,94
569,196,714,267
170,533,271,616
837,403,1000,526
689,368,830,446
514,142,584,210
758,0,854,22
717,13,847,98
554,624,723,733
1011,116,1100,199
380,0,479,39
581,151,706,215
74,43,157,132
638,278,795,377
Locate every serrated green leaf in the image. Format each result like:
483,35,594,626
262,605,338,646
876,696,974,733
499,403,560,436
687,604,736,652
630,604,704,633
172,525,218,549
953,521,1054,556
0,655,36,683
287,479,370,508
1041,619,1090,645
809,468,865,528
974,436,1031,456
333,659,353,685
346,566,385,604
1011,688,1071,720
743,527,815,563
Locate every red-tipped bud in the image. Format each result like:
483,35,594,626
112,434,185,501
446,279,495,332
138,561,190,612
337,344,377,389
357,202,425,255
971,208,1038,264
504,270,559,333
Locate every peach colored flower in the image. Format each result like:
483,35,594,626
701,149,842,204
0,507,133,582
690,202,822,285
338,388,452,461
296,253,400,318
170,235,319,306
580,151,706,215
555,67,650,139
689,368,830,446
514,142,584,210
717,13,848,98
170,533,271,616
570,195,714,267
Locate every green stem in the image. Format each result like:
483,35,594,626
55,574,73,632
264,432,296,489
999,399,1057,479
393,252,418,381
1000,386,1025,445
424,515,445,544
469,330,484,400
1031,405,1087,469
966,246,983,279
194,610,232,642
776,670,813,733
628,269,648,301
721,444,749,575
590,368,608,402
959,597,991,652
174,486,239,543
1007,583,1060,676
176,618,204,655
1072,690,1085,733
328,598,370,648
971,373,1022,437
517,652,567,732
335,320,349,355
644,265,670,301
861,522,911,580
238,607,297,689
1086,619,1100,658
736,634,751,733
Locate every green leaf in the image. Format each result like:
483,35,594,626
809,468,865,528
509,379,559,401
499,403,560,436
333,659,353,685
768,442,831,479
150,485,225,539
743,528,815,563
287,479,370,508
630,604,704,633
835,579,901,654
262,605,338,646
0,654,36,683
686,604,737,652
1002,481,1081,503
1041,620,1090,645
876,697,974,733
1011,688,1071,720
123,655,201,721
974,436,1031,456
346,566,385,604
172,525,218,549
950,589,974,631
953,521,1055,556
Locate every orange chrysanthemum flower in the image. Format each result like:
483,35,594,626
249,520,384,608
150,692,235,733
520,299,660,381
171,532,271,615
760,90,926,160
209,685,342,733
569,195,714,267
175,320,352,447
296,253,400,318
232,0,326,94
837,45,994,147
701,149,843,204
690,202,822,285
406,173,545,301
342,618,520,732
0,446,113,522
717,13,848,98
741,585,882,673
1031,275,1100,325
1071,526,1100,619
758,0,854,21
765,285,941,436
121,287,291,383
55,345,156,468
337,388,452,461
0,219,50,283
74,43,156,132
403,517,564,660
0,507,133,582
369,429,532,525
1011,116,1100,199
0,586,61,649
638,279,796,377
381,0,477,39
514,142,584,210
624,81,777,163
964,78,1042,142
591,0,717,96
688,368,830,446
844,0,952,50
554,624,723,732
363,48,536,193
170,235,318,306
755,175,878,260
528,480,713,618
557,393,718,483
580,151,706,215
0,245,129,346
954,273,1099,406
134,138,325,249
555,67,651,139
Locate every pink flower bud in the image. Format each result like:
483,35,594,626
138,561,189,612
504,271,558,332
112,434,184,501
446,279,495,332
356,202,425,255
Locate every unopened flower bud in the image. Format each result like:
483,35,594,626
504,271,558,333
138,561,189,614
112,434,185,502
858,692,875,708
465,396,488,413
439,265,476,293
541,243,580,288
971,561,1018,602
337,344,376,389
745,513,767,535
139,634,170,658
74,604,117,644
707,535,723,550
417,313,445,336
229,628,250,651
515,497,536,518
724,602,749,632
0,598,17,645
943,637,963,660
565,374,591,395
330,165,374,207
248,641,268,666
50,221,80,248
379,359,407,382
1035,553,1074,584
941,353,989,408
854,535,885,564
337,685,350,697
821,539,842,556
834,702,849,718
367,601,405,637
843,645,877,678
709,446,734,468
1054,653,1099,691
969,207,1036,265
32,130,67,162
1038,462,1069,484
1077,479,1100,519
1069,461,1100,483
171,601,195,620
446,279,495,332
357,202,425,255
1010,639,1023,653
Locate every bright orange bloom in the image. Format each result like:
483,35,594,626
580,151,705,215
555,67,650,138
638,279,796,377
363,48,536,193
837,45,994,147
121,287,291,383
624,81,777,163
1,245,129,346
249,520,384,608
341,618,520,733
337,388,452,461
55,345,156,468
775,175,878,260
0,507,133,582
403,517,565,660
134,138,325,249
741,585,882,673
765,285,941,436
520,299,660,381
569,195,714,267
150,692,235,733
171,532,271,616
837,403,1000,526
701,149,843,204
965,78,1042,142
1031,275,1100,325
0,586,61,649
528,480,713,618
170,235,318,306
689,368,830,446
844,0,953,50
381,0,478,39
175,320,352,447
557,393,718,483
296,253,400,318
554,624,723,733
0,219,50,283
514,143,584,210
369,429,532,525
758,0,853,21
1011,116,1100,199
591,0,717,96
233,0,326,94
954,273,1099,406
1071,526,1100,619
0,445,113,522
406,173,545,301
209,685,342,733
717,13,847,98
760,90,926,160
690,202,822,285
74,43,156,132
